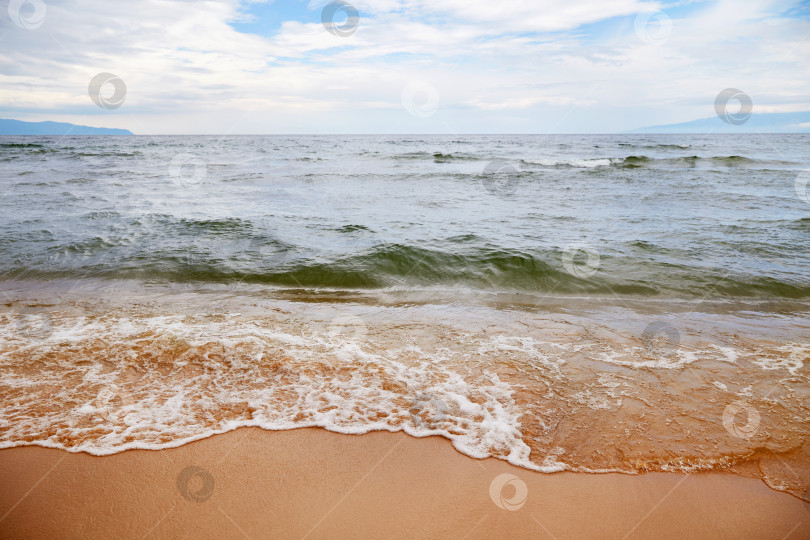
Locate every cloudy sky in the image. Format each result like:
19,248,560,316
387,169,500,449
0,0,808,134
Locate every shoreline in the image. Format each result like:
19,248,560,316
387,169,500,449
1,427,807,539
2,280,810,511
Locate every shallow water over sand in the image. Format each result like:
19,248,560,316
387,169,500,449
1,280,808,501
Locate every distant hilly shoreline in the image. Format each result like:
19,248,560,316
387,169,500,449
0,118,132,135
626,111,810,134
2,113,809,136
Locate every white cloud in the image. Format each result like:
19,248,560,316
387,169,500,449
0,0,807,133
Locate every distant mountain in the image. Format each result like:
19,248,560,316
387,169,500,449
0,118,132,135
627,112,810,134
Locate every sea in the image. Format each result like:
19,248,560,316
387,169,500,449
1,134,808,501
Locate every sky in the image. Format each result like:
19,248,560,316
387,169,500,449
0,0,808,134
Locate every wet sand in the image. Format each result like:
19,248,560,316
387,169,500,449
0,427,807,539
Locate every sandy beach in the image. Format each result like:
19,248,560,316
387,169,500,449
3,0,810,536
1,427,807,539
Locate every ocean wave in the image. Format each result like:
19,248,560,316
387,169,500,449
73,151,142,157
4,242,810,298
520,157,614,168
431,153,479,162
0,143,44,148
519,155,775,169
382,152,778,169
618,143,692,149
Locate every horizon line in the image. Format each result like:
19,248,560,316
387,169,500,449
2,132,809,136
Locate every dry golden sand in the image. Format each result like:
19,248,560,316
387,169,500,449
0,427,808,539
